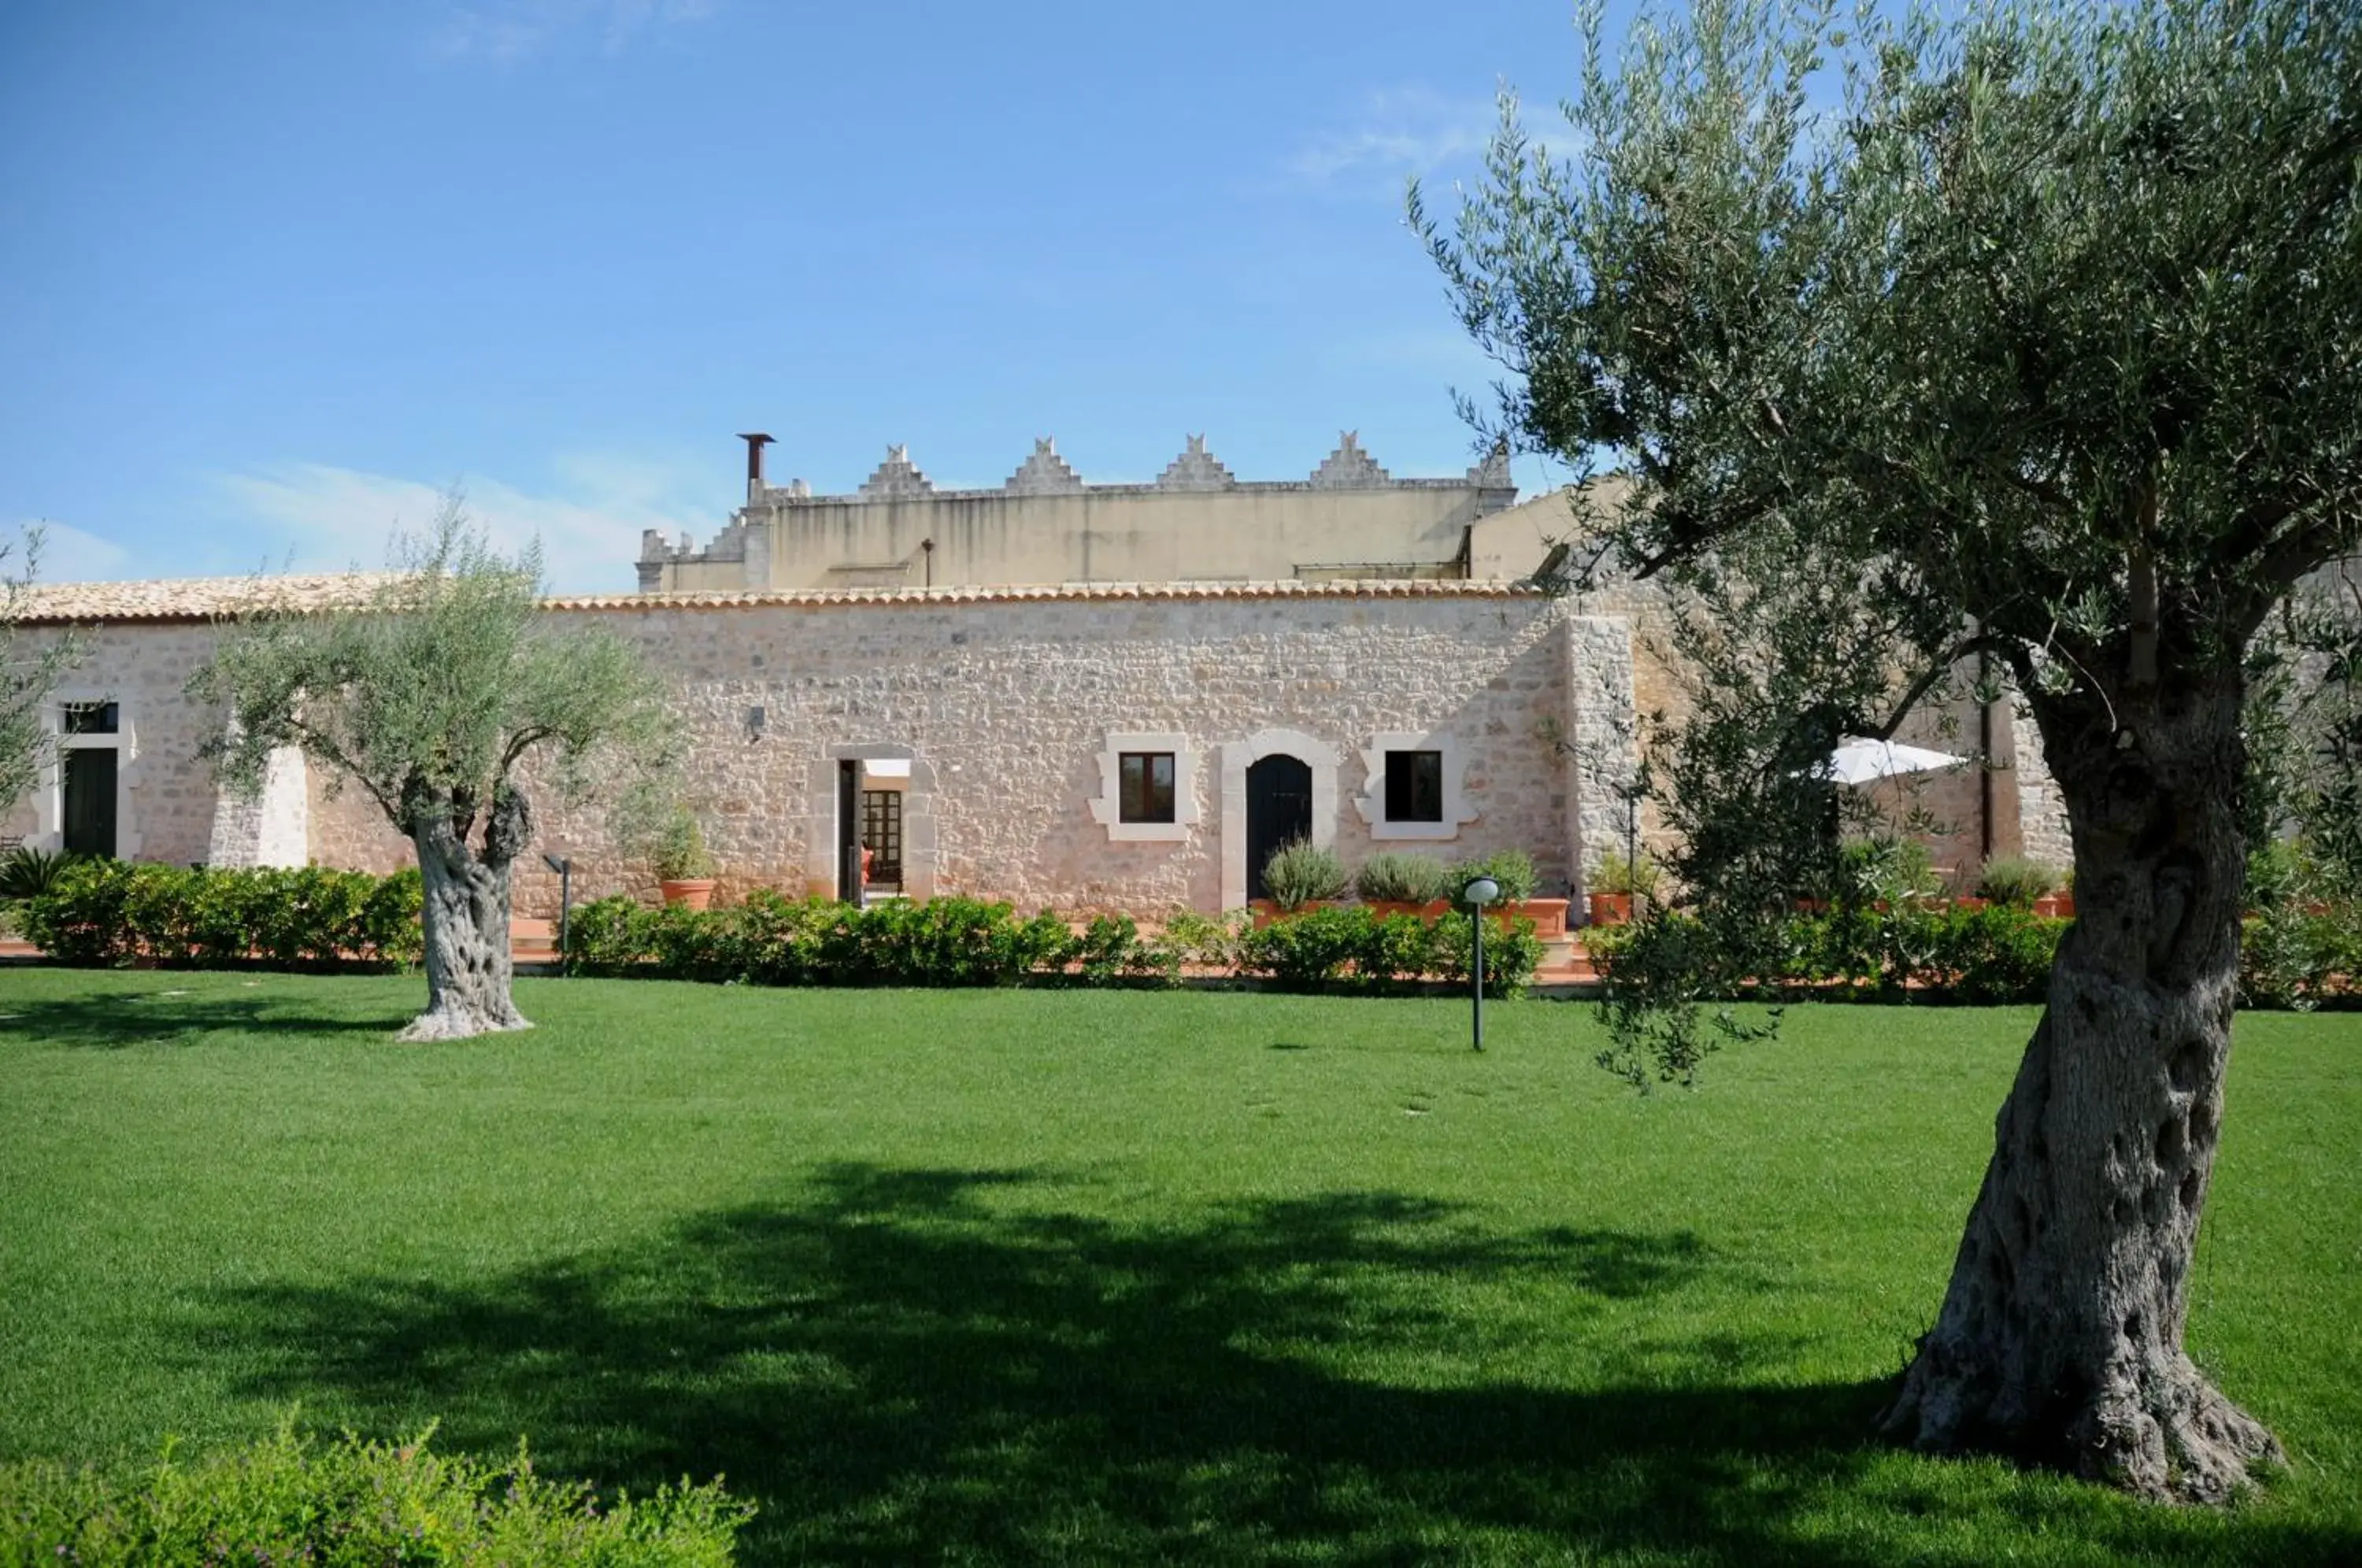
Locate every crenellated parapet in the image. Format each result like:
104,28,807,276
639,431,1523,594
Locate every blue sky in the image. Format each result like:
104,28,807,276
2,0,1600,593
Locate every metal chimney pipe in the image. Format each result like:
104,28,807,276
736,432,776,497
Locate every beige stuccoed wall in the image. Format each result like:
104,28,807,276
291,588,1623,919
654,485,1506,594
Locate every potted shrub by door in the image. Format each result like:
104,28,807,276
1353,851,1449,920
1251,839,1349,926
653,808,718,911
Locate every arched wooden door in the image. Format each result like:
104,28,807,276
1246,753,1312,900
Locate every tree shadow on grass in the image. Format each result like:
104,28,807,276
0,990,411,1048
197,1163,2357,1566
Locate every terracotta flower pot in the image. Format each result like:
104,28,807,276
1363,900,1432,922
1509,897,1570,937
1952,897,1990,912
1249,899,1338,928
1588,891,1633,926
660,878,717,912
2034,893,2075,919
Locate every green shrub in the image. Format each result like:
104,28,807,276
0,845,80,901
1426,909,1546,997
19,857,137,965
0,1419,752,1566
1973,855,2060,908
1834,835,1942,908
1353,851,1449,904
1238,904,1373,989
1053,914,1183,988
559,893,1569,997
1260,839,1349,909
1589,848,1660,898
565,893,1073,989
19,861,422,971
2238,840,2343,1008
1920,904,2064,1003
1447,849,1538,912
1356,912,1439,989
563,894,657,977
1157,908,1244,971
1601,904,2068,1006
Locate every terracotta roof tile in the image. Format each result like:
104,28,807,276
11,573,397,625
12,573,1543,626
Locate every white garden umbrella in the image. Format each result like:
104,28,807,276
1820,736,1965,786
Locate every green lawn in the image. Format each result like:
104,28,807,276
1,971,2356,1566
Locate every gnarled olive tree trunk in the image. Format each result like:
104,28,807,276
401,784,534,1042
1882,674,2280,1499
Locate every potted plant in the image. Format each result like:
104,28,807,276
1353,851,1449,919
1975,855,2060,912
1253,839,1349,926
652,808,718,910
1452,849,1564,934
2035,867,2077,919
1586,848,1657,926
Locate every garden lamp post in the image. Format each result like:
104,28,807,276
1464,875,1500,1052
541,852,572,974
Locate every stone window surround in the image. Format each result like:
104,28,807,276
803,741,938,901
1353,730,1479,841
36,689,142,857
1219,728,1341,912
1088,733,1200,843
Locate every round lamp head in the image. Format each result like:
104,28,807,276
1464,876,1501,907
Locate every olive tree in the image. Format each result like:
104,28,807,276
192,504,680,1040
0,527,87,816
1416,0,2360,1500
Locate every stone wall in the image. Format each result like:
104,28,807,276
0,623,230,865
209,586,1627,920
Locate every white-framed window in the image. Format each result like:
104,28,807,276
1355,730,1478,841
1089,732,1198,841
39,690,139,858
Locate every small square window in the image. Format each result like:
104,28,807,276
1119,752,1175,823
1384,749,1443,823
62,702,118,735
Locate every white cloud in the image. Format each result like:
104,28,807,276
1287,87,1502,191
209,459,718,594
4,520,132,585
430,0,714,63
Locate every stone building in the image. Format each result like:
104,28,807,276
4,577,1639,922
4,431,2078,919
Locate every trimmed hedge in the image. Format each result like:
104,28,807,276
20,860,424,971
566,893,1546,996
1583,900,2360,1008
0,1421,751,1566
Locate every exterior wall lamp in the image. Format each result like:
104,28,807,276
1463,875,1500,1052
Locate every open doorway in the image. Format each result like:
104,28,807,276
817,749,934,905
861,777,906,895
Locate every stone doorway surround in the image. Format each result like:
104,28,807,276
1219,727,1339,912
35,690,142,859
805,742,937,901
